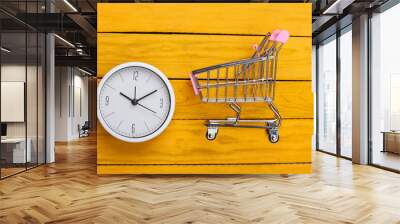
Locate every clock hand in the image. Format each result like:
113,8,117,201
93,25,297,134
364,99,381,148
137,102,156,114
136,89,157,103
120,92,134,102
134,86,137,100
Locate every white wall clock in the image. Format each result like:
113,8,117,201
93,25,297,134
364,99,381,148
97,62,175,142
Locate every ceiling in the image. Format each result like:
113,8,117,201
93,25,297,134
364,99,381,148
0,0,97,73
312,0,391,43
1,0,394,73
99,0,310,2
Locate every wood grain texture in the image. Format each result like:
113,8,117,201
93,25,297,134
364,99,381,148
97,3,312,174
98,33,312,80
97,79,313,119
97,119,313,165
98,3,312,36
172,80,313,119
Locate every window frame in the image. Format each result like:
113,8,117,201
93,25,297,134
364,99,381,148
367,0,400,173
315,24,353,160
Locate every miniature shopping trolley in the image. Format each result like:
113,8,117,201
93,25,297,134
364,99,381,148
189,30,290,143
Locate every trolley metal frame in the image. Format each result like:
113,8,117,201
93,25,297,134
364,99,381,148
189,30,289,143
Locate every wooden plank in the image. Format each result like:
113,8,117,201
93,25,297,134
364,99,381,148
97,163,312,175
96,3,312,175
98,3,312,36
97,79,312,119
172,80,313,119
98,34,311,80
97,119,313,165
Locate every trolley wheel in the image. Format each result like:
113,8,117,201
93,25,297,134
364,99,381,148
206,126,218,141
267,129,279,143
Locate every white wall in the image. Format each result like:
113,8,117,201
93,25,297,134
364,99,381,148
1,64,40,138
72,73,89,138
55,66,70,141
54,67,89,141
1,65,26,139
1,82,25,122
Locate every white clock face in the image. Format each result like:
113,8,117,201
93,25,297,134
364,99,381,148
97,62,175,142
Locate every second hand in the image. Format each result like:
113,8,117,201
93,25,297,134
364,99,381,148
137,102,156,113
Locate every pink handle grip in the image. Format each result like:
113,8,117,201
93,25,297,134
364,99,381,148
189,73,200,95
269,29,281,41
253,30,280,52
276,30,290,44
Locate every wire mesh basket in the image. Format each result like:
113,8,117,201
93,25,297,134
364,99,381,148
189,30,290,143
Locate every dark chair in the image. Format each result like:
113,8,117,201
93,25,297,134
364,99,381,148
78,121,90,138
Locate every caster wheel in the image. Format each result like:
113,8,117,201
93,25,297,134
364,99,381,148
206,126,218,141
267,129,279,143
206,131,217,141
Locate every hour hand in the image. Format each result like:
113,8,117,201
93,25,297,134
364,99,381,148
120,92,133,101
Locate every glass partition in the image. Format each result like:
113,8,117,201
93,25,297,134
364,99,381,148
316,25,353,159
1,30,28,177
0,1,46,179
317,35,337,154
339,27,352,158
371,3,400,171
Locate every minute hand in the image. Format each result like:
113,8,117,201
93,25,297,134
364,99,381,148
120,92,134,101
136,90,157,102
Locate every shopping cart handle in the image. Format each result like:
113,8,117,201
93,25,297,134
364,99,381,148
252,44,258,51
269,29,281,41
276,30,290,44
189,72,200,95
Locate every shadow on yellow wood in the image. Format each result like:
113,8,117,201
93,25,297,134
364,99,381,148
97,163,312,175
97,119,313,165
172,80,313,119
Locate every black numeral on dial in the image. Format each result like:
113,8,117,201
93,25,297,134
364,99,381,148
132,71,139,81
131,123,135,135
105,96,109,106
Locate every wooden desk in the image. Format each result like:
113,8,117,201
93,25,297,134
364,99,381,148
382,131,400,154
1,138,31,164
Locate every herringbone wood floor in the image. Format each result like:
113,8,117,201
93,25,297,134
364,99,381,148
1,136,400,224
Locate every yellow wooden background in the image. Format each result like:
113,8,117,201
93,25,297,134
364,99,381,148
97,3,313,174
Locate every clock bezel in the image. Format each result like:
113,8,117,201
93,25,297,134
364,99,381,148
97,62,175,143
